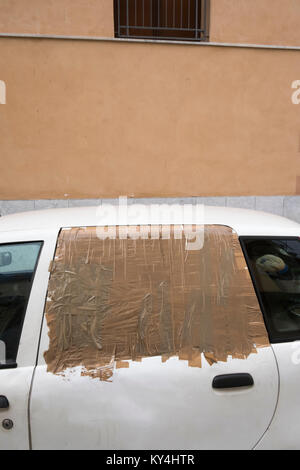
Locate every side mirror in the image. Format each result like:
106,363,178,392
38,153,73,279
0,252,12,267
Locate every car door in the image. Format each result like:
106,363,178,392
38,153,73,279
30,225,279,450
240,236,300,450
0,230,57,450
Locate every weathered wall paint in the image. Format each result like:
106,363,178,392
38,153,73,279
0,38,300,199
210,0,300,46
0,0,114,37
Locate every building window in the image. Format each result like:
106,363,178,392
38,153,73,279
114,0,210,42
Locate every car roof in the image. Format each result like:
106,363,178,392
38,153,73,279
0,204,299,236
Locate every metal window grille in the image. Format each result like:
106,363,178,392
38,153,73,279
114,0,210,42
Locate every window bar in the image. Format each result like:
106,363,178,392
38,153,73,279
118,0,121,37
150,0,153,28
158,0,160,28
173,0,175,28
165,0,168,29
126,0,129,36
117,26,205,31
204,0,208,39
188,0,190,29
199,0,202,38
180,0,183,29
143,0,145,27
135,0,137,27
195,0,199,39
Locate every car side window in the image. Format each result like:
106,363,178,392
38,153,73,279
241,237,300,342
0,242,42,367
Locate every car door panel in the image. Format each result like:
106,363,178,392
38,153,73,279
0,367,33,450
0,230,57,450
30,347,278,450
30,225,279,450
255,342,299,450
241,236,300,450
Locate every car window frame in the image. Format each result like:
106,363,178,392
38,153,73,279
240,235,300,344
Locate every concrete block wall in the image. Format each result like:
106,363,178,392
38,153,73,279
0,196,300,223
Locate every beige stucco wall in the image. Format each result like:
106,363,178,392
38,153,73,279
0,0,114,37
0,38,300,199
1,1,300,47
210,0,300,46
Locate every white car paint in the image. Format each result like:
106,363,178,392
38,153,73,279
30,349,278,450
0,228,57,449
0,204,299,237
255,342,300,450
0,205,299,450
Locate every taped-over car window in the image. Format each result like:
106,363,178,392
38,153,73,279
44,225,269,380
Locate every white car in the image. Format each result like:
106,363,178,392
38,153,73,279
0,204,299,450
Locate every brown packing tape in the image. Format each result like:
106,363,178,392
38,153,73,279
48,260,54,273
44,225,270,381
116,361,130,369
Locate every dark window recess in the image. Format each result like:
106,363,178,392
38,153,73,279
0,242,42,367
114,0,210,42
240,237,300,343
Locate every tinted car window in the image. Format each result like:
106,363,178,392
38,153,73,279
241,237,300,342
0,242,42,366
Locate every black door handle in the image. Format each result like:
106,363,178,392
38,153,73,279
212,373,254,389
0,396,9,409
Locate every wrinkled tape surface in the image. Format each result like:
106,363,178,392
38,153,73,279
44,225,269,380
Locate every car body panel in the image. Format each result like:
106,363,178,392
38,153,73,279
0,205,298,449
0,229,57,449
255,342,300,450
31,348,278,450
